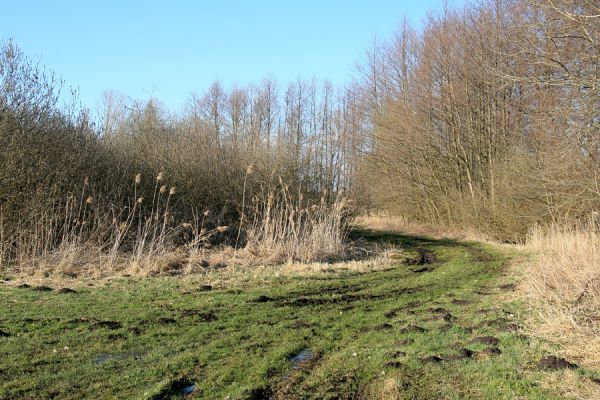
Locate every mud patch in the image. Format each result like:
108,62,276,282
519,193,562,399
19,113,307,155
452,299,474,306
292,320,313,329
444,347,475,361
251,295,275,303
426,312,455,322
181,310,217,322
375,323,394,331
476,347,502,358
476,318,519,332
148,376,196,399
156,317,177,325
32,285,53,292
387,350,406,358
470,336,500,346
92,320,122,330
384,361,404,369
394,338,415,346
405,248,437,265
246,386,273,400
198,285,213,292
421,348,474,363
538,356,578,370
438,323,455,332
420,355,445,363
411,266,434,273
428,307,450,314
129,326,143,335
499,283,517,291
57,288,77,294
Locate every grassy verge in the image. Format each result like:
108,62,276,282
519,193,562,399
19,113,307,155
0,230,596,399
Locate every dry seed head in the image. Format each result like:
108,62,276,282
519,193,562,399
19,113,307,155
156,172,164,182
137,197,144,204
169,187,177,195
182,223,192,229
246,163,255,175
85,196,93,205
83,176,89,186
160,185,168,194
216,225,228,233
134,174,141,185
203,210,210,217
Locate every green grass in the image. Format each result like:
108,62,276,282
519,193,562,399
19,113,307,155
0,231,579,399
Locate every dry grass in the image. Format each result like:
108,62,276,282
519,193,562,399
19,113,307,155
355,215,494,243
521,224,600,368
4,246,400,291
1,174,358,281
245,182,352,263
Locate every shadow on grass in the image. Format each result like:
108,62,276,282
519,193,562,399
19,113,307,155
351,228,485,251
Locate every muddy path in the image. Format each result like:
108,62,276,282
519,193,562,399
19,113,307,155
0,230,591,399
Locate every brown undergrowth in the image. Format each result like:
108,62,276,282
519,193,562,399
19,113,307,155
0,173,359,283
521,224,600,369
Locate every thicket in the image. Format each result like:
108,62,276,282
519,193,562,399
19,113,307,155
0,0,598,272
0,42,360,269
358,0,599,240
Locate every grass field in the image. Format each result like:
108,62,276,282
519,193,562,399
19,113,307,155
0,230,597,399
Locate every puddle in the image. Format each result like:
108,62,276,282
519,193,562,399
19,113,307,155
290,349,313,367
181,384,196,395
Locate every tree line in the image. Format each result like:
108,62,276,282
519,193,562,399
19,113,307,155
358,0,599,239
0,0,598,261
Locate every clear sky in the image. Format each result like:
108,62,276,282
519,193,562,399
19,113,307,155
1,1,460,112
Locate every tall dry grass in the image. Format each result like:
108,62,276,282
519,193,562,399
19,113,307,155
523,223,600,367
244,179,352,263
0,170,353,279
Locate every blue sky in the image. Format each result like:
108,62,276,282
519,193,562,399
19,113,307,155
1,1,460,111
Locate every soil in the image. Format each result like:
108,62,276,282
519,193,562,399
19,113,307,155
384,361,404,369
538,356,578,370
252,295,274,303
375,323,394,331
32,285,53,292
452,299,474,306
180,310,218,322
394,338,415,346
91,321,122,330
406,248,437,265
156,317,177,325
470,336,500,346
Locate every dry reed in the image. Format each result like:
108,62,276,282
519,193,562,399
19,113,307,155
522,223,600,367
